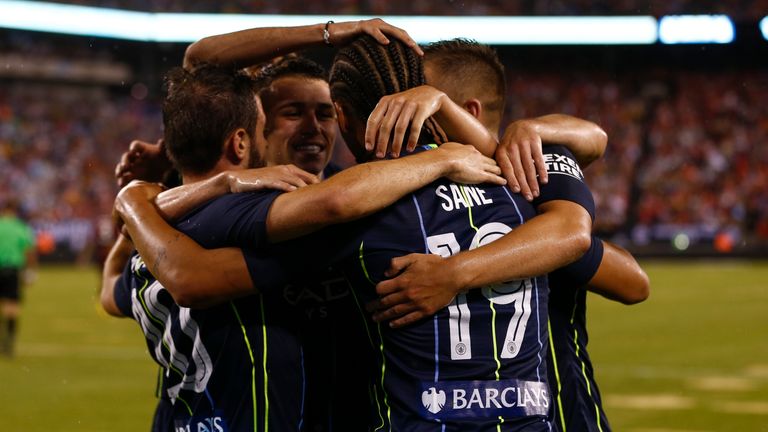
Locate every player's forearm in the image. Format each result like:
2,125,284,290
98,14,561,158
433,97,497,157
154,172,230,221
447,201,592,290
588,241,649,305
267,149,456,242
520,114,607,167
184,24,327,70
100,234,133,317
119,197,254,308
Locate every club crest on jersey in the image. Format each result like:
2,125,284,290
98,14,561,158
419,379,549,420
422,387,447,414
543,153,584,181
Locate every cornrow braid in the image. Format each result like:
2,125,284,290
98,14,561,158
345,41,387,109
330,35,444,151
361,37,396,95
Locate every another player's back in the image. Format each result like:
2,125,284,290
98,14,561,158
114,192,306,432
342,169,552,431
547,258,611,432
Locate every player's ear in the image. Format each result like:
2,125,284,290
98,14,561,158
334,101,348,133
463,98,482,120
226,128,249,164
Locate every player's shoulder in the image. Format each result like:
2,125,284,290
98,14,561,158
536,144,595,219
177,190,282,224
542,145,587,183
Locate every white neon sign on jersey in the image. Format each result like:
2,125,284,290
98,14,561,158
427,222,533,360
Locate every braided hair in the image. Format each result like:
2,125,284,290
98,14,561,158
329,35,446,158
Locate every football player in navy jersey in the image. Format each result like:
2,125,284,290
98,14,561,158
102,65,315,432
545,239,648,432
321,37,594,430
368,39,650,432
101,64,506,432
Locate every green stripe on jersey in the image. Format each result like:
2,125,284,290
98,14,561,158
230,301,259,432
548,320,567,431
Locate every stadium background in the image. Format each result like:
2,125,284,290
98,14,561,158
0,1,766,430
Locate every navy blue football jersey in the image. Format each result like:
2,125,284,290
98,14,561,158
278,266,372,432
281,145,594,431
547,236,610,432
114,191,307,432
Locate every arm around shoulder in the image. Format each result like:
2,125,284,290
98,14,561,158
266,144,504,242
116,181,256,309
100,234,132,317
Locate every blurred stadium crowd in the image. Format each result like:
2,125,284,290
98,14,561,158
0,83,162,262
505,70,768,248
3,67,766,261
43,0,768,19
2,0,767,261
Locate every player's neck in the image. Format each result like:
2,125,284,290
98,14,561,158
181,161,243,185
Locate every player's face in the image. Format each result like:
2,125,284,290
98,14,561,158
336,103,369,163
261,76,338,176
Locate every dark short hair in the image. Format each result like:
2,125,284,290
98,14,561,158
162,64,259,175
329,35,445,156
259,56,327,84
424,38,506,116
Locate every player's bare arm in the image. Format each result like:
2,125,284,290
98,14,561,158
116,144,504,308
100,233,134,317
154,165,319,221
372,200,592,327
497,114,607,201
587,240,650,304
365,85,497,159
184,19,422,71
267,143,504,241
115,181,253,308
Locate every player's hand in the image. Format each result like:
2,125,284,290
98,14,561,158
225,165,320,193
328,19,423,56
365,85,447,159
496,119,549,201
115,139,173,188
368,253,461,328
113,180,165,235
436,142,506,185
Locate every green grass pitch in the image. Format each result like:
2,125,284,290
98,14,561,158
1,262,766,431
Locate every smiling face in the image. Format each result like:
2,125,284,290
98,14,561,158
260,76,338,176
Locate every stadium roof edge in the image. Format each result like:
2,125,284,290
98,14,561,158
761,16,768,41
0,0,659,44
0,1,750,45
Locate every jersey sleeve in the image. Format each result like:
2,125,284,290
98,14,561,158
113,256,136,318
533,145,595,220
549,235,605,288
264,223,363,279
177,190,282,250
240,249,291,293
